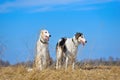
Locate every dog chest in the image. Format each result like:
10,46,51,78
65,39,78,56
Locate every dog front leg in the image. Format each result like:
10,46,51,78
39,57,43,70
72,57,76,70
72,60,75,70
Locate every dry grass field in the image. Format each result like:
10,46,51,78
0,65,120,80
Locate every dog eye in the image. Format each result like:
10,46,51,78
81,36,83,38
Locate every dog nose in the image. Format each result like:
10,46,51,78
49,35,51,37
85,41,87,43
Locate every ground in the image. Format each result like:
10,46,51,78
0,66,120,80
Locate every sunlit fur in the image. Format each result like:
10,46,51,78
56,32,87,70
35,29,51,70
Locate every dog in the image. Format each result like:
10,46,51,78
56,32,87,70
35,29,51,70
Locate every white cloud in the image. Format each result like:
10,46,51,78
0,0,116,13
29,7,53,13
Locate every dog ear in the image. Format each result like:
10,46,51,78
75,32,83,39
40,30,44,38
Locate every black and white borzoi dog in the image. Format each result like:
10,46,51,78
35,29,51,70
56,32,87,70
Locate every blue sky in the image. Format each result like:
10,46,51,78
0,0,120,64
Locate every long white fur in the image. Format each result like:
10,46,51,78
35,29,51,70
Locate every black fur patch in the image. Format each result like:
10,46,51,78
56,38,67,53
56,42,58,50
63,44,67,53
59,38,66,46
75,32,83,39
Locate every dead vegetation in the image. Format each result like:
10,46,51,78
0,65,120,80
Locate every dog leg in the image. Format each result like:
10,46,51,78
56,59,59,69
59,59,62,69
43,57,47,69
65,57,68,70
39,57,43,70
72,57,75,70
56,48,62,69
72,61,75,70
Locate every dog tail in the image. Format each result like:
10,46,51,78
56,38,67,53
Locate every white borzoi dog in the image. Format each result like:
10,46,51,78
35,29,51,70
56,32,87,70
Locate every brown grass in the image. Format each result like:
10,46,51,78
0,66,120,80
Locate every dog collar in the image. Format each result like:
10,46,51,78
40,39,48,44
72,38,75,45
72,38,77,47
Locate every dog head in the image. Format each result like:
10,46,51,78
40,29,51,42
75,32,87,46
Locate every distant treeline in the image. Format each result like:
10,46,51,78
0,56,120,67
0,59,10,67
76,56,120,66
